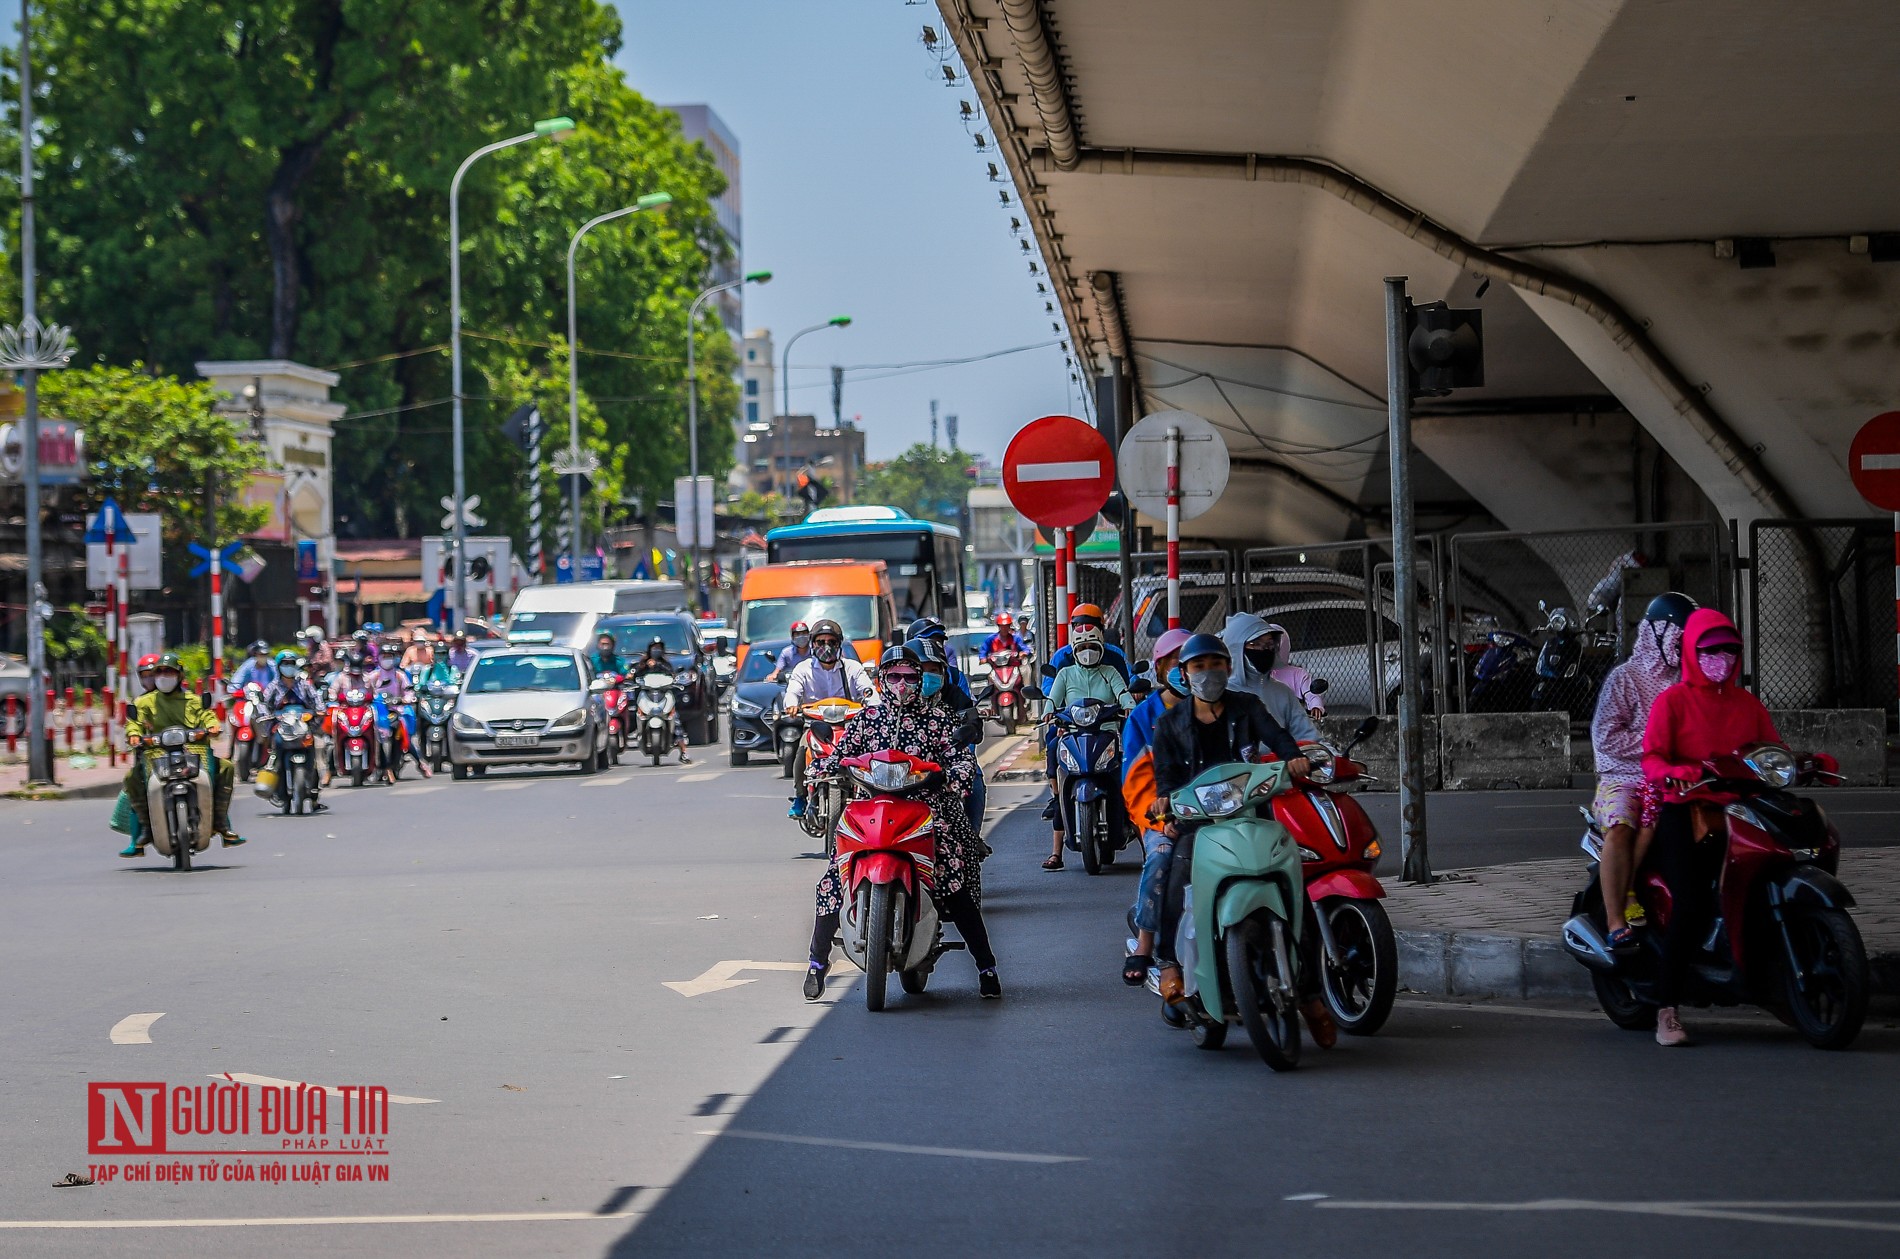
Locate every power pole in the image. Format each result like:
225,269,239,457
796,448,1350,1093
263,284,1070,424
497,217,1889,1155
1384,277,1430,883
929,399,939,450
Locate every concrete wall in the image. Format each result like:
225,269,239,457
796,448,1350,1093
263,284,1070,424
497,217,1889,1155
1316,715,1438,790
1440,712,1572,790
1769,708,1887,787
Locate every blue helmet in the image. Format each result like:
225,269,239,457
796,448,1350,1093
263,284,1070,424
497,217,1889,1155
1179,633,1229,665
908,616,946,642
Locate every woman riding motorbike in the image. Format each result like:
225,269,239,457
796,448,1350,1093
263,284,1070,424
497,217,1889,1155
802,645,999,1001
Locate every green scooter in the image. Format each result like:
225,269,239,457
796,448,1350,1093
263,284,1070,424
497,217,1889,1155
1158,760,1309,1070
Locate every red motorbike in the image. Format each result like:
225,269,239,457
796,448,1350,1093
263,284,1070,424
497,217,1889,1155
228,682,266,783
1563,744,1866,1049
796,698,865,853
982,650,1031,735
600,672,631,761
833,749,965,1011
327,686,381,788
1274,718,1397,1035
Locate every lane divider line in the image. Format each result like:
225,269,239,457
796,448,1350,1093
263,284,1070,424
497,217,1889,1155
698,1128,1084,1164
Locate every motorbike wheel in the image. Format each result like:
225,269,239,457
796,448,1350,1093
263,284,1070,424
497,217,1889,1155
1190,1018,1226,1050
1228,916,1301,1071
235,745,252,783
900,968,929,995
170,803,192,872
351,765,366,790
865,882,896,1013
1002,711,1017,737
779,744,796,778
1779,908,1869,1050
1590,969,1657,1031
1319,898,1398,1035
285,771,299,817
1077,800,1102,875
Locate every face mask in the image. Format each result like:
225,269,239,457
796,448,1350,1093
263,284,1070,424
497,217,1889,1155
920,673,944,699
1073,643,1104,668
1165,666,1188,697
1244,644,1277,673
1071,627,1103,649
814,641,842,665
1187,668,1228,702
279,664,298,679
1697,650,1738,684
884,673,919,703
155,674,181,693
793,634,811,649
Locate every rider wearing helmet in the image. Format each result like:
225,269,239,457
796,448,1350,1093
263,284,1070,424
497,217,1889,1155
1038,604,1130,697
1590,592,1696,951
772,621,815,680
1040,613,1136,871
261,652,327,812
589,632,624,679
803,643,1000,1001
982,611,1024,659
635,637,691,764
781,619,875,817
120,652,244,857
417,638,461,690
1149,634,1319,1034
135,653,162,694
231,639,275,693
910,623,987,838
446,632,474,674
1118,626,1195,983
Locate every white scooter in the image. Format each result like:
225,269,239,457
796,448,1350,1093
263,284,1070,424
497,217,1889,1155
139,726,215,871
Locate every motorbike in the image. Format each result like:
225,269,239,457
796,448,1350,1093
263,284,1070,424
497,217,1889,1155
1530,601,1614,717
267,703,322,816
376,691,416,782
1146,759,1310,1069
329,686,380,788
1561,744,1867,1049
1278,718,1398,1035
416,683,456,774
138,726,215,871
1466,617,1536,712
795,698,866,854
833,749,967,1011
1049,697,1130,875
228,683,266,783
633,667,680,766
598,672,631,761
981,650,1031,735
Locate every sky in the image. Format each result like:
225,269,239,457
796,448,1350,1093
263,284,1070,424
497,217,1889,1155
0,0,1077,466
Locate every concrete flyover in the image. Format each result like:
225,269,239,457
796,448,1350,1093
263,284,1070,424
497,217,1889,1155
938,0,1900,546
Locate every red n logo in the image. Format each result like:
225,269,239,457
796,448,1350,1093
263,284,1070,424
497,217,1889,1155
88,1083,167,1153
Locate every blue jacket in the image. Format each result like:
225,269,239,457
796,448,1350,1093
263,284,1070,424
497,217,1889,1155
1040,642,1130,695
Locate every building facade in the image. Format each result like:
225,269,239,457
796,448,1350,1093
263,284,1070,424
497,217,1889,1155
740,412,865,504
666,105,744,341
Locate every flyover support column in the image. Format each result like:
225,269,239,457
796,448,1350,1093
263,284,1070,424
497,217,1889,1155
1384,277,1430,885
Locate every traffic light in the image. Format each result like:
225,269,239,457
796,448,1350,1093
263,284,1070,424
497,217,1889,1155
469,555,492,582
1404,301,1484,398
797,470,829,510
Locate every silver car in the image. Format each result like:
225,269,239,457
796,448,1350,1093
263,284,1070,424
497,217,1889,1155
448,647,612,779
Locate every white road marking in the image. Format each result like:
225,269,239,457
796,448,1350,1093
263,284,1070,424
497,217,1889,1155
213,1073,439,1104
701,1128,1085,1164
1495,803,1588,811
109,1013,164,1045
581,776,630,787
1284,1193,1330,1201
1395,998,1780,1028
484,782,530,791
1312,1199,1900,1234
664,960,808,997
677,771,722,782
390,784,445,796
0,1212,638,1230
977,736,1027,769
1014,459,1101,482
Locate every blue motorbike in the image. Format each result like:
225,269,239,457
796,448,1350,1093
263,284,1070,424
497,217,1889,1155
1050,697,1130,875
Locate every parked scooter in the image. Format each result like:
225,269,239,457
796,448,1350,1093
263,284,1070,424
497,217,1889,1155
796,697,866,854
633,666,681,766
228,683,267,783
1531,601,1613,717
136,726,215,871
1147,759,1310,1069
329,686,380,788
1561,744,1866,1049
1049,696,1129,875
981,650,1032,735
1467,617,1536,712
266,703,323,816
834,749,966,1011
416,682,456,773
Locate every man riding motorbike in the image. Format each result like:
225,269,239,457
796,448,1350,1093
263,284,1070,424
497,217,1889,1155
771,621,814,680
1120,627,1193,984
1042,608,1135,870
802,644,999,1001
1220,611,1322,742
782,619,876,818
417,638,462,690
120,653,244,857
301,626,336,673
633,636,691,765
230,640,275,694
1038,604,1131,698
589,631,624,679
982,611,1025,658
1590,592,1695,949
366,652,414,783
446,633,475,674
262,651,328,813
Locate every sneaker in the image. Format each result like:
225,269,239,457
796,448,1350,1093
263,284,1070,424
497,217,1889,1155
802,963,828,1001
1655,1006,1691,1047
219,832,247,848
118,841,144,859
978,969,1002,999
788,799,807,819
679,751,692,765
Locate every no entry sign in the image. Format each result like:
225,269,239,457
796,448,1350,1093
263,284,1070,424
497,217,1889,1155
1003,415,1114,528
1849,411,1900,511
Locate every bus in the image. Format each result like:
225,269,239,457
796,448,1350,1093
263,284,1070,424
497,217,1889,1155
766,506,968,628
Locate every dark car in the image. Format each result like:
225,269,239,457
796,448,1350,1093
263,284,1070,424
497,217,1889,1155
724,637,791,768
597,613,723,745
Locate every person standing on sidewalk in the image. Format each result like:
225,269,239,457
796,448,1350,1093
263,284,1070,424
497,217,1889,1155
1589,592,1695,948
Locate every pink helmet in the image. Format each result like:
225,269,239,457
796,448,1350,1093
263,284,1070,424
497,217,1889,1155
1151,628,1194,663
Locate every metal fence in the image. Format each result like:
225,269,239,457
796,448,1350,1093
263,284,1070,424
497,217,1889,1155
1749,519,1896,713
1034,550,1234,664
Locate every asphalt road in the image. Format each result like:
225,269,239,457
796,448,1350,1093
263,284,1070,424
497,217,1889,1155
2,753,1897,1257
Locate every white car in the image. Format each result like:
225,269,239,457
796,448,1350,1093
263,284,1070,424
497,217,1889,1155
448,647,613,778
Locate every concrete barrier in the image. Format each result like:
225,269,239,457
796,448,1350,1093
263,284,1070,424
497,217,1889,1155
1768,709,1886,787
1439,712,1571,790
1315,715,1438,791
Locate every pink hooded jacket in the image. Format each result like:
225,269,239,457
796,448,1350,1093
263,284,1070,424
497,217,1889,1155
1641,609,1780,802
1590,614,1679,785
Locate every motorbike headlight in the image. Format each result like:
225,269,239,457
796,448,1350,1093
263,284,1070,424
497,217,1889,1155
731,697,763,717
159,727,188,749
1303,746,1336,785
279,717,308,742
547,709,586,733
1057,742,1082,773
1092,740,1120,771
1297,846,1322,862
1743,744,1797,789
676,671,696,686
1193,774,1249,818
451,712,484,735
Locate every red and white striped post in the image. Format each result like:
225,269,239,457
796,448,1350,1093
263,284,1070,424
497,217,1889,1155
1165,422,1182,630
1052,527,1069,650
210,547,225,697
1064,529,1079,631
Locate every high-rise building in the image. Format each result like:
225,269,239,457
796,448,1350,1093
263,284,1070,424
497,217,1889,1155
665,105,743,340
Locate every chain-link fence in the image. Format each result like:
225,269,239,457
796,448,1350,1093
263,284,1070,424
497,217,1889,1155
1749,519,1895,713
1034,550,1233,665
1449,521,1726,718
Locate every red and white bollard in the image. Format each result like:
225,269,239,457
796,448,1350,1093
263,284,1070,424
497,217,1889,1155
210,548,225,697
1053,527,1070,649
1165,422,1182,631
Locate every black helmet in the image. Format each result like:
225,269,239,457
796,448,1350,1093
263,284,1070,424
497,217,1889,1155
249,639,270,655
647,636,668,655
1179,633,1229,665
810,619,844,641
912,636,948,669
879,643,922,671
1644,592,1697,628
908,616,946,642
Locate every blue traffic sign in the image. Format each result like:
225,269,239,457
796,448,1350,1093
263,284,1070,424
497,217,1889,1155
579,555,604,582
554,554,575,585
84,497,137,545
187,540,245,579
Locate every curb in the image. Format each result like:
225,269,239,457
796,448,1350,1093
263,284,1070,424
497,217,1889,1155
4,780,123,802
1396,927,1900,1001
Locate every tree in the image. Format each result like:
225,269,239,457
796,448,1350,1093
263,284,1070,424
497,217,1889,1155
856,444,977,526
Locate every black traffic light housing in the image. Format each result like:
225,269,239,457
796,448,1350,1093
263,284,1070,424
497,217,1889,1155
469,555,492,582
1404,300,1484,398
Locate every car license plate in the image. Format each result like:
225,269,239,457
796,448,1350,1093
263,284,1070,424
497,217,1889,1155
496,733,540,748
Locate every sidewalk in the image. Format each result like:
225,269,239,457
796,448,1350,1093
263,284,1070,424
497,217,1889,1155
1387,848,1900,1000
0,753,127,802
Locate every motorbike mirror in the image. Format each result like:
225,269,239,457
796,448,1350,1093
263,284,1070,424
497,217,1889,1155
715,636,729,653
1310,677,1330,695
1344,715,1380,753
1133,658,1151,675
1538,598,1549,612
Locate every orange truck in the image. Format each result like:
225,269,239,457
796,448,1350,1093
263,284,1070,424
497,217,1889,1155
736,560,897,672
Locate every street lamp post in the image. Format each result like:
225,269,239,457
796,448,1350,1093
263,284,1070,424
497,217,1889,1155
565,192,673,576
779,317,853,503
685,270,771,604
448,115,573,622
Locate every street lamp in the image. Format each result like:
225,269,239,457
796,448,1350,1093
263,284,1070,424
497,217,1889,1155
686,269,771,604
448,114,574,622
780,317,852,502
565,191,673,575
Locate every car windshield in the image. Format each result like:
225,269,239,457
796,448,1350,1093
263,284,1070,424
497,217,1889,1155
739,642,789,684
741,595,876,643
605,619,697,657
465,654,581,693
506,611,586,644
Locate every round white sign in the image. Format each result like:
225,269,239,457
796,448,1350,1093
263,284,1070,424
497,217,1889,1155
1115,410,1230,522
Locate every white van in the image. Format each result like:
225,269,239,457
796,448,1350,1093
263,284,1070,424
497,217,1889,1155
504,581,688,648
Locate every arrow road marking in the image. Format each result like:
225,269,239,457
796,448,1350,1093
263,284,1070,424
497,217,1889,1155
663,960,809,998
110,1013,165,1044
1015,459,1101,482
212,1074,438,1105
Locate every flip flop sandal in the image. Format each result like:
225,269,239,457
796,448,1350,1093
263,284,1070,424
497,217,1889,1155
1607,926,1638,950
1122,953,1152,986
1041,855,1064,871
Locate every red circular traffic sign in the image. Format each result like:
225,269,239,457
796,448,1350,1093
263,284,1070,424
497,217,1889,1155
1003,415,1114,529
1849,411,1900,511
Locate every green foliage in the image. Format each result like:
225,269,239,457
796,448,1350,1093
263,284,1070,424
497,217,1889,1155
39,364,269,545
6,0,739,544
856,444,977,527
43,603,110,667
